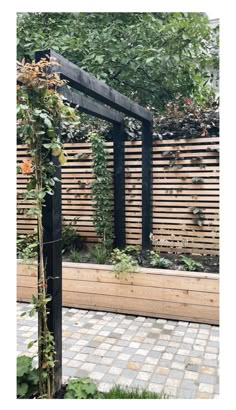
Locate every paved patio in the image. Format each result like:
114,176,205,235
17,302,219,399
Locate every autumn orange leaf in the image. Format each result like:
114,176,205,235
20,159,33,174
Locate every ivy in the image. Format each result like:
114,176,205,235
90,133,113,249
17,58,80,398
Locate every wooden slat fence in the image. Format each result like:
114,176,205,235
17,135,219,255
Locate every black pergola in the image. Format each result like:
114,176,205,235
35,49,153,391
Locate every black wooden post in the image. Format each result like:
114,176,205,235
35,50,62,393
113,122,126,248
42,155,62,393
142,120,153,249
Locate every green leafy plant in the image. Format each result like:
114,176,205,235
90,133,113,249
17,230,38,260
17,355,39,398
149,250,172,268
69,248,81,263
103,385,168,399
89,243,109,264
62,223,78,253
180,255,203,271
190,206,205,226
192,177,204,184
123,245,140,258
17,58,80,398
64,378,101,399
111,248,138,278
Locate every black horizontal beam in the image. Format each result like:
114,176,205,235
59,85,124,124
35,49,153,122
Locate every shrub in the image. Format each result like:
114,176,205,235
64,378,102,399
17,355,39,398
111,248,138,278
180,255,203,271
69,248,81,263
89,243,109,264
149,251,172,268
17,230,38,260
62,222,82,253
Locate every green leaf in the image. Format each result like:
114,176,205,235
17,382,28,397
17,355,32,377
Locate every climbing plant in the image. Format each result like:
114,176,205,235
17,57,80,398
90,133,113,249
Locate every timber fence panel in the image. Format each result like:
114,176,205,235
17,135,219,255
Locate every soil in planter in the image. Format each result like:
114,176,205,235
63,245,219,273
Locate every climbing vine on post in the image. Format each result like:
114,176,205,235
17,58,80,398
90,133,113,249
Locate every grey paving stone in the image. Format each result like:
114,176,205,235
180,379,198,390
185,364,199,372
17,303,219,400
63,367,78,377
150,374,167,384
158,359,171,367
131,355,146,363
94,364,110,374
130,380,148,389
174,355,187,363
122,369,139,379
169,369,184,379
104,350,118,358
199,374,216,384
63,350,78,359
178,388,196,399
113,359,129,369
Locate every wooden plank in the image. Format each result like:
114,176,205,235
62,292,218,323
59,85,124,124
62,279,218,307
36,49,152,122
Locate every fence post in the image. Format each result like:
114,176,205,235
142,119,153,249
113,122,126,248
35,50,62,394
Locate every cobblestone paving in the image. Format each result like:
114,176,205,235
17,303,219,399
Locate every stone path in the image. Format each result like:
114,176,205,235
17,303,219,399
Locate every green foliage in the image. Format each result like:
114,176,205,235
149,251,172,268
17,12,218,110
111,248,138,278
90,133,113,248
17,355,39,398
17,230,38,260
180,255,203,271
64,378,101,399
89,243,109,264
62,223,78,253
192,177,204,184
69,248,81,263
103,385,168,399
190,206,205,226
17,59,81,398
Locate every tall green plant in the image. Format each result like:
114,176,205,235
17,58,80,398
90,133,113,248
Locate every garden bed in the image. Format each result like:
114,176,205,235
17,260,219,325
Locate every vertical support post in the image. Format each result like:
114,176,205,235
113,122,126,248
142,120,153,249
42,154,62,392
35,50,62,393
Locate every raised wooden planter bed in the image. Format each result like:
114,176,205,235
17,261,219,325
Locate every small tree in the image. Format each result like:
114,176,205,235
17,58,80,398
